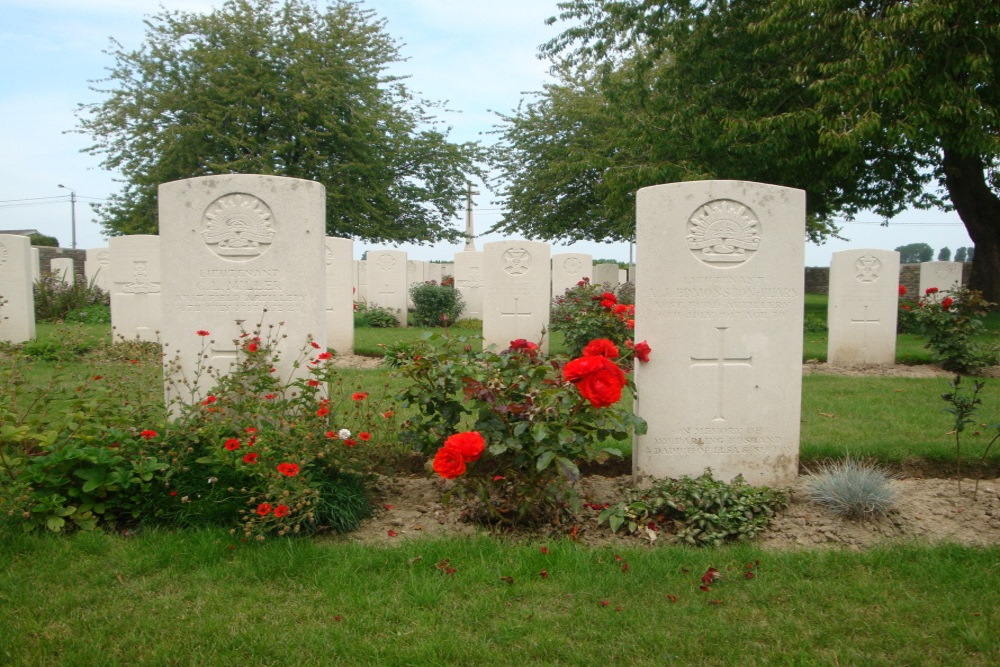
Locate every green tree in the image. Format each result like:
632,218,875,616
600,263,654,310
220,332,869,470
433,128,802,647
955,247,967,262
493,0,1000,301
938,247,952,261
76,0,482,244
28,233,59,247
895,243,934,264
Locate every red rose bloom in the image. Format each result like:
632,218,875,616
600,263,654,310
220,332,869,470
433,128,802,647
317,352,333,360
246,342,259,352
140,429,157,440
201,395,217,405
196,330,210,337
343,438,357,447
276,462,300,477
925,287,939,295
307,379,321,388
583,338,619,358
632,340,652,363
443,431,485,462
432,446,467,479
256,503,272,516
316,406,330,417
273,504,289,518
898,285,907,296
224,438,241,451
359,432,371,441
562,355,627,408
242,452,258,464
509,338,538,351
942,297,954,310
352,392,368,401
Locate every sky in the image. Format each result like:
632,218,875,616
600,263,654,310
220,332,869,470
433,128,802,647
0,0,975,267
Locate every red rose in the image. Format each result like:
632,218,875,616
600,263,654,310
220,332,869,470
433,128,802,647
925,287,939,295
942,297,954,310
443,431,485,462
632,340,652,363
276,462,300,477
246,342,259,352
509,338,538,351
432,446,467,479
898,285,907,296
583,338,619,358
562,355,627,408
139,429,157,440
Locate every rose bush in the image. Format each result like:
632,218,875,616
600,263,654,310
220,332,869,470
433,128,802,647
550,278,636,361
907,286,999,373
388,333,648,527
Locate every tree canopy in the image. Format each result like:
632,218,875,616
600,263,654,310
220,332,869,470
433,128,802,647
491,0,1000,300
77,0,483,244
895,243,934,264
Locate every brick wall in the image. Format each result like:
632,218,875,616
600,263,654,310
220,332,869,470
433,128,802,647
806,262,971,296
35,247,86,283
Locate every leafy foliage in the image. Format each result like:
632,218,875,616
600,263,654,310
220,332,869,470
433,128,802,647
76,0,482,243
33,273,109,323
805,456,897,520
895,243,935,264
496,0,1000,302
28,233,59,247
387,332,646,526
354,302,400,328
908,287,999,373
599,469,788,546
550,278,634,359
941,375,1000,498
409,281,464,327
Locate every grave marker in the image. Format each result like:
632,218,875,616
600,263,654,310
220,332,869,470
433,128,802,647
325,236,354,355
919,261,963,295
482,240,550,352
633,181,804,487
109,235,161,341
0,234,36,342
827,249,899,366
367,250,407,326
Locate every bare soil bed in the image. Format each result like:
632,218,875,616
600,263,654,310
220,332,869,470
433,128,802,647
333,356,1000,550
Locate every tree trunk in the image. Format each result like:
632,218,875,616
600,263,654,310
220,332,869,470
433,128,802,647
941,149,1000,306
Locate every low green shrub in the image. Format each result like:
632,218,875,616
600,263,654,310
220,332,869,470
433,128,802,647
354,302,400,328
805,455,896,519
908,286,999,373
600,469,788,546
33,273,109,322
409,281,464,327
65,303,111,324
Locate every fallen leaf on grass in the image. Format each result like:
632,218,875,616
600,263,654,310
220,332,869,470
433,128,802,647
819,412,836,418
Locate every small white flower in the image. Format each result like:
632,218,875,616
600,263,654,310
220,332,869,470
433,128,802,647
207,477,218,484
338,428,351,439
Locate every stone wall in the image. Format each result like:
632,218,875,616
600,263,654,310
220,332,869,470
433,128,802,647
35,247,86,283
806,262,971,296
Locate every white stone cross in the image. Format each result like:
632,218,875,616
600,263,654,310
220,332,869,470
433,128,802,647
689,326,754,421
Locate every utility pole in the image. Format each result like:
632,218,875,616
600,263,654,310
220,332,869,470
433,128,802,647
464,182,479,251
57,184,77,249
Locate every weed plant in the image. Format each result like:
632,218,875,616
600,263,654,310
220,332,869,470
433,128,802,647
805,455,897,519
33,272,109,322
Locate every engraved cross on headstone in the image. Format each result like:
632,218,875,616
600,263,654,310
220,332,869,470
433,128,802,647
850,305,881,355
209,320,245,370
690,326,753,421
500,297,532,337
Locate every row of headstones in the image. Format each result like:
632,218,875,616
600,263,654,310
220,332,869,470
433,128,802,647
0,175,967,487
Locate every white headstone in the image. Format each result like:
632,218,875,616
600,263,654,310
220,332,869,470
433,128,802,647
109,235,161,341
633,181,805,487
482,240,551,352
407,259,428,306
367,250,407,326
426,262,444,285
827,249,900,366
50,257,75,284
85,248,112,293
357,259,368,302
0,234,36,342
325,237,354,355
158,175,327,407
453,250,484,321
619,268,628,284
31,248,40,283
593,263,620,290
551,253,592,300
919,261,963,295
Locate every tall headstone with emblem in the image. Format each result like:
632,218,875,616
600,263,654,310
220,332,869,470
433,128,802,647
85,248,112,293
633,181,805,487
367,250,408,326
50,257,75,284
551,253,592,299
453,251,484,320
0,234,36,343
827,249,900,366
593,262,620,290
159,175,326,407
919,260,963,296
109,235,162,341
482,240,551,352
325,236,354,355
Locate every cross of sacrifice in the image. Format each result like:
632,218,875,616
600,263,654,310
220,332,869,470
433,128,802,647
689,326,754,421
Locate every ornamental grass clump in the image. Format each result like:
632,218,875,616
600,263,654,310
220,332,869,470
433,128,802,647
389,333,649,527
805,455,897,520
